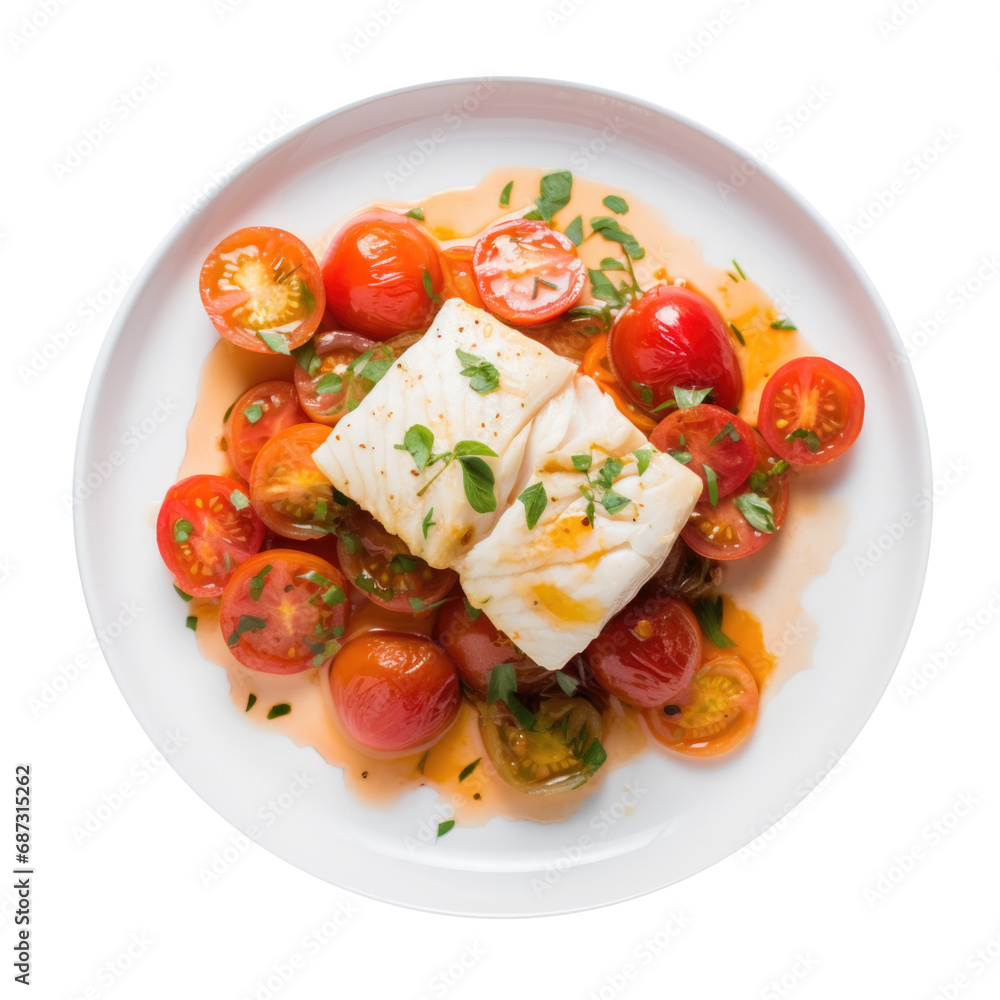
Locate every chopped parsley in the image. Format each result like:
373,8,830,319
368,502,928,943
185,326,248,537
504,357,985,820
185,615,197,631
266,703,291,720
173,584,192,602
555,672,579,696
735,492,776,533
564,214,584,246
421,507,436,538
517,481,548,530
709,422,740,446
634,448,653,476
257,330,290,354
406,207,424,220
390,554,417,574
464,598,482,620
749,460,790,493
694,596,737,648
249,563,272,601
704,464,719,506
785,428,821,452
770,317,798,330
316,372,343,395
243,403,263,424
730,322,746,346
230,488,250,510
499,180,513,207
486,662,535,731
421,267,440,301
458,758,481,782
523,170,573,221
455,348,500,395
437,819,455,838
245,693,256,712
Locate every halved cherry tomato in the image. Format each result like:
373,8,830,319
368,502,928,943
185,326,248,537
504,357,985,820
759,356,864,466
226,381,308,480
439,245,485,309
479,695,604,794
650,404,755,503
682,431,790,561
642,655,759,757
260,528,342,568
329,633,460,754
472,219,585,325
608,284,743,412
336,509,457,615
249,423,346,539
292,331,387,426
220,550,349,674
581,334,658,434
436,597,554,694
321,211,442,340
156,475,264,598
587,595,702,707
200,227,324,354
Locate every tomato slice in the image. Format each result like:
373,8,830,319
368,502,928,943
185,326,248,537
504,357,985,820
472,219,585,325
156,475,264,598
337,509,457,615
439,245,486,309
650,404,755,503
329,633,460,754
587,595,702,707
607,284,743,412
220,550,349,674
681,430,790,561
200,227,324,354
225,380,308,480
436,595,555,694
759,356,864,465
321,210,443,340
479,695,604,794
249,423,347,539
642,655,759,757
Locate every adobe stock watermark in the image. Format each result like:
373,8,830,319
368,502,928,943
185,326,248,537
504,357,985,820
7,0,73,53
928,924,1000,1000
877,0,936,40
340,0,414,63
569,116,630,176
544,0,592,28
673,0,756,73
51,65,169,180
69,932,153,1000
759,952,819,1000
862,790,979,908
897,588,1000,706
414,943,487,1000
841,126,959,245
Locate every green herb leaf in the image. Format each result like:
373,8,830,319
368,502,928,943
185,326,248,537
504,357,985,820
347,348,393,385
556,672,579,696
266,703,291,720
173,584,192,602
601,490,631,515
602,195,629,215
458,455,497,513
464,598,482,620
785,428,821,452
321,584,346,606
695,597,738,648
291,341,321,377
354,573,395,602
437,819,455,838
499,180,513,207
243,403,264,424
453,440,499,458
564,214,584,246
223,401,236,423
422,507,436,539
735,492,776,533
587,267,627,308
230,488,250,510
237,614,266,635
486,662,517,706
531,170,573,221
634,449,653,476
589,216,644,259
601,257,625,271
316,372,343,395
770,317,797,330
422,267,440,301
730,322,746,346
391,554,417,574
458,758,481,782
731,259,748,280
173,518,193,543
585,498,596,525
704,464,719,506
710,421,740,446
245,693,256,712
517,481,548,530
256,330,290,354
455,348,500,395
669,450,693,464
395,423,435,471
581,737,608,776
594,457,623,491
673,386,713,409
249,563,272,601
185,615,197,631
631,380,653,404
572,454,592,473
406,207,424,220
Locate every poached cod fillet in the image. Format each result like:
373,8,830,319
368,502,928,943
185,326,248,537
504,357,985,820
312,298,702,670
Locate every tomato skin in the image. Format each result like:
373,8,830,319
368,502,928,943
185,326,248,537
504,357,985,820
436,598,554,695
650,404,755,503
439,245,485,309
156,474,264,598
642,655,759,757
199,227,324,354
336,509,457,615
220,550,349,674
226,381,308,480
608,284,743,412
249,423,345,539
759,356,864,465
329,634,460,754
682,430,790,561
587,595,702,707
321,211,442,340
472,219,586,325
292,331,384,426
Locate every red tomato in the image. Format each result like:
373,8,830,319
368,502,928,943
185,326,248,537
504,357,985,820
587,595,702,707
608,284,743,412
651,404,755,503
249,423,345,539
226,380,308,480
220,550,349,674
260,529,341,568
337,510,457,615
440,245,486,309
292,331,387,426
156,474,264,598
199,227,324,354
436,597,554,695
682,431,790,561
643,655,759,757
329,634,460,754
759,356,864,465
321,211,442,340
472,219,585,325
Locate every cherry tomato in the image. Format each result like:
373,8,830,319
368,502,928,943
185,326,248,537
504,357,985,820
608,284,742,412
225,380,308,480
199,227,324,354
472,219,585,325
292,331,388,426
156,475,264,598
260,528,341,568
682,431,790,561
436,597,554,694
587,595,702,707
759,356,864,466
329,633,460,754
439,245,485,309
220,550,349,674
321,211,442,340
336,510,457,615
642,655,759,757
479,696,604,794
650,404,755,503
249,423,346,539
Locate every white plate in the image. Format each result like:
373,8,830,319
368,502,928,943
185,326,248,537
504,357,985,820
74,78,931,916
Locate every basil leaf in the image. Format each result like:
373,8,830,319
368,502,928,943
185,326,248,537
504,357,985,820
185,615,197,631
555,672,579,696
453,440,498,458
249,563,272,601
669,450,693,464
257,330,290,354
531,170,573,221
237,614,266,634
704,464,719,506
589,216,644,259
316,372,343,395
390,554,417,574
455,348,500,395
602,195,629,215
735,492,776,533
785,428,821,452
631,380,653,404
243,404,263,424
406,207,424,220
458,759,481,782
581,737,607,776
673,386,713,409
499,180,513,207
230,489,250,510
517,481,547,530
595,457,623,490
266,703,291,720
486,662,517,706
601,490,631,515
587,267,626,308
572,454,592,473
694,596,738,648
245,694,256,712
458,455,497,513
710,421,740,445
437,819,455,838
634,449,653,476
291,341,321,377
564,214,583,246
601,257,625,271
173,584,193,602
421,267,440,301
464,598,482,620
395,423,435,471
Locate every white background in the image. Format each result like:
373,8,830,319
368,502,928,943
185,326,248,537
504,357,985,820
4,0,998,997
